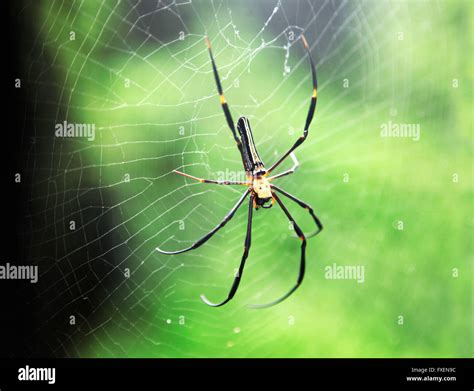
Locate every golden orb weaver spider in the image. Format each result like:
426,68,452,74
157,34,323,308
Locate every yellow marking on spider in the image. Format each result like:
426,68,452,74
220,94,226,104
312,88,317,98
205,36,211,49
253,176,272,199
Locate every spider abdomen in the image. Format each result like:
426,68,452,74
237,117,265,173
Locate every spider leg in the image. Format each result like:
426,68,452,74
267,152,299,181
271,184,323,238
248,192,306,309
267,35,318,175
173,170,251,186
156,189,250,255
200,195,254,307
205,37,246,161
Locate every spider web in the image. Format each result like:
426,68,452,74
10,0,472,358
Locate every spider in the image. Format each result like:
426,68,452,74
157,34,323,308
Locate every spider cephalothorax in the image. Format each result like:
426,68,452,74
252,175,273,209
157,34,323,308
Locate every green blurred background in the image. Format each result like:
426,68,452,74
16,0,472,357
